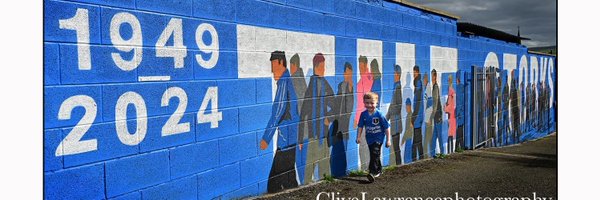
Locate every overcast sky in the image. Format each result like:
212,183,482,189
408,0,556,47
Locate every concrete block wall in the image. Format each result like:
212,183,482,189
44,0,557,199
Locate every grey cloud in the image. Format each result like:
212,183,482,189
409,0,556,47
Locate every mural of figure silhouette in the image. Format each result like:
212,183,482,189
536,84,540,132
477,67,486,144
431,69,444,154
532,82,537,132
298,53,334,184
455,71,465,149
531,82,537,132
386,64,403,165
526,80,532,132
354,56,372,170
498,71,509,146
289,53,308,183
411,65,424,161
541,82,547,131
290,53,307,109
485,67,497,147
370,59,382,107
547,79,552,129
260,51,300,193
402,98,413,164
542,71,547,132
543,77,549,132
494,75,501,145
402,72,414,163
444,75,456,153
544,78,550,131
519,80,525,134
330,62,354,177
537,80,543,132
529,68,536,132
510,70,521,143
502,69,510,144
423,73,434,158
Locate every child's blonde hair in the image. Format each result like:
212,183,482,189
363,92,379,102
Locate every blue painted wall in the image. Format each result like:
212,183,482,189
44,0,556,199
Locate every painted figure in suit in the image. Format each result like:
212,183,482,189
330,62,354,177
411,65,424,161
431,69,444,154
298,53,335,184
386,64,404,165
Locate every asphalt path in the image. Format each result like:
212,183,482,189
253,133,557,200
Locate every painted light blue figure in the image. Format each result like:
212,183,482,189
423,73,434,157
260,51,300,193
288,53,309,184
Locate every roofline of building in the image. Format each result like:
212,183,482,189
457,22,530,44
390,0,461,20
528,50,557,57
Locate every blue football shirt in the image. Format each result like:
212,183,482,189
357,109,390,144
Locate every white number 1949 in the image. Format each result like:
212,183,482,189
59,8,220,72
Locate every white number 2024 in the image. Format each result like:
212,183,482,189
59,8,219,71
55,87,222,156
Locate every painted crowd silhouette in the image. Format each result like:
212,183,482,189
261,51,555,193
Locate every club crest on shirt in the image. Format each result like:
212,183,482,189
372,117,380,125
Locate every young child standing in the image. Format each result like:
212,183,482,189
356,92,391,182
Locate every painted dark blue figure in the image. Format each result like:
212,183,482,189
330,62,354,177
372,79,382,107
455,71,465,149
411,66,424,161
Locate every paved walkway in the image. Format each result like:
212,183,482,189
253,133,557,200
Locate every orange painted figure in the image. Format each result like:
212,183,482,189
444,75,456,153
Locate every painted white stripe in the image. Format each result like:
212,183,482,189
236,24,336,79
138,76,171,82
